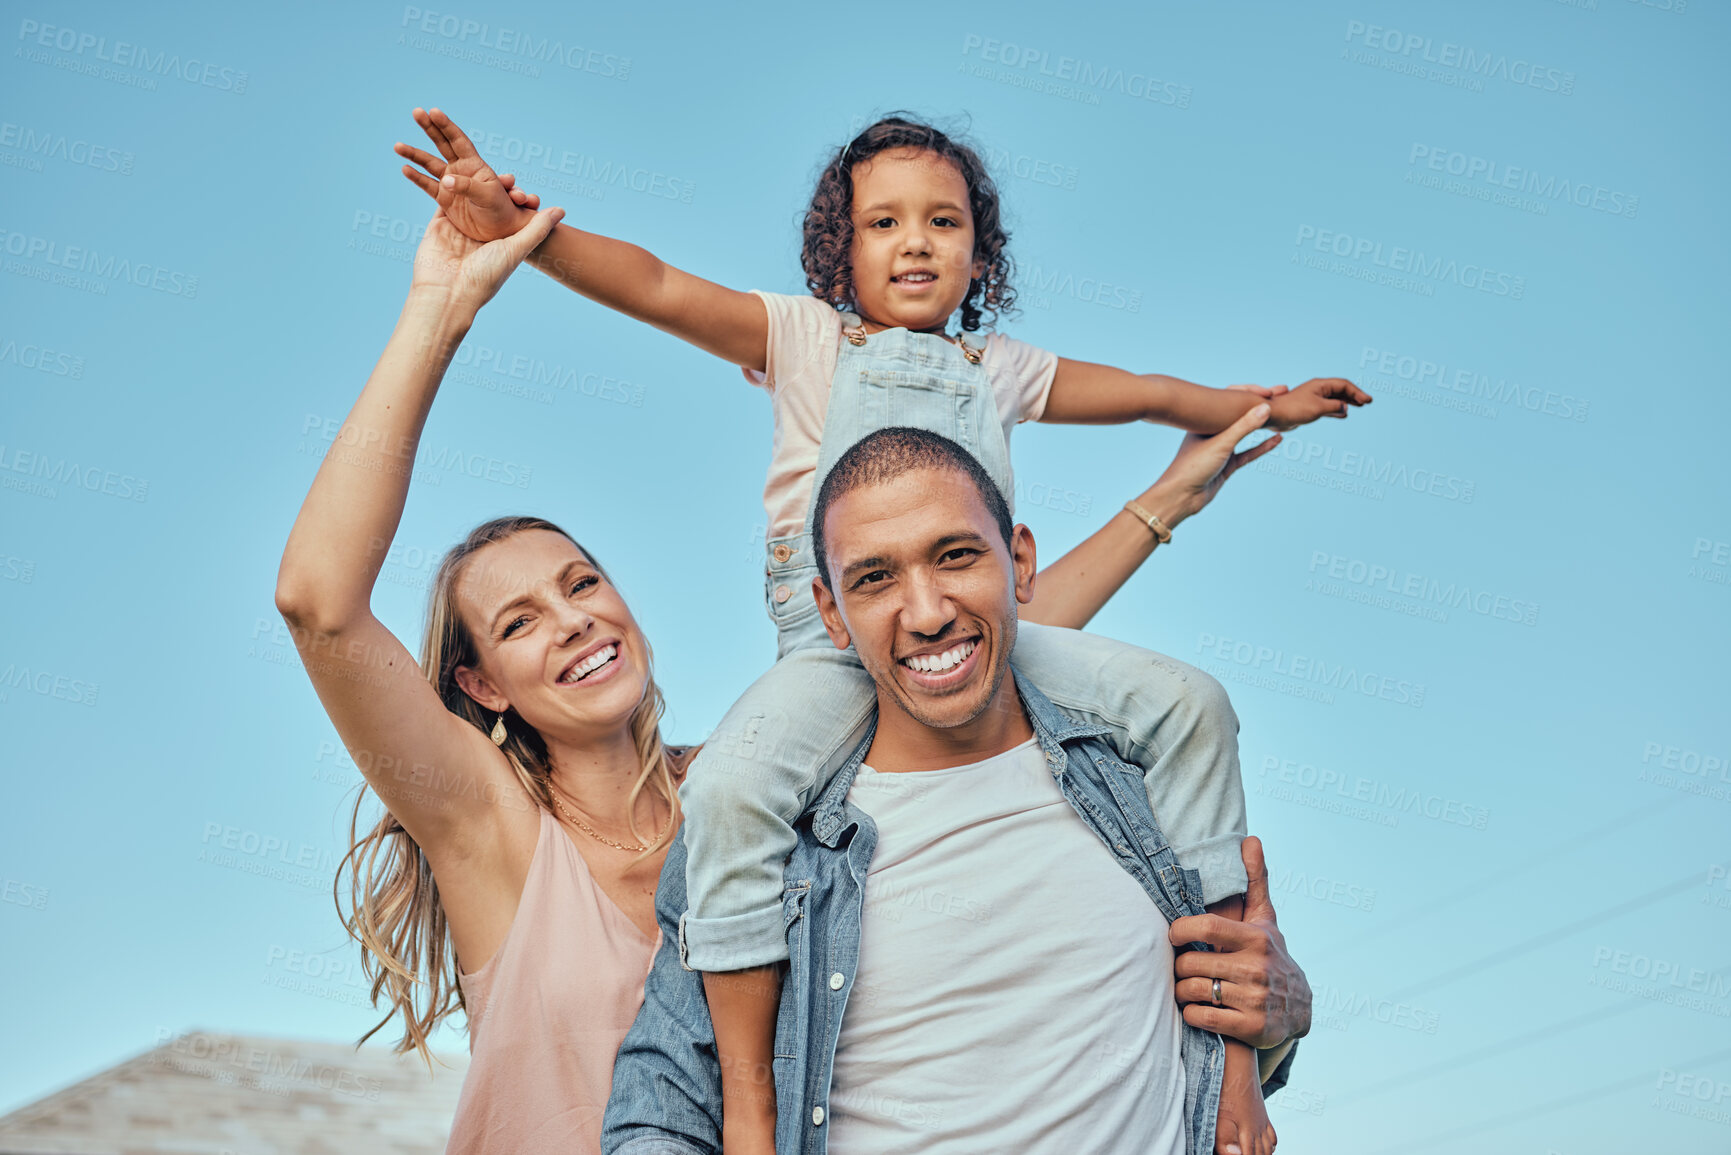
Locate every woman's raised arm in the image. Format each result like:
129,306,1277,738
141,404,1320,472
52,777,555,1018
274,206,562,858
1021,399,1283,630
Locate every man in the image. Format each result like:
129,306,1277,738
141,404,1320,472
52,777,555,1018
604,428,1309,1154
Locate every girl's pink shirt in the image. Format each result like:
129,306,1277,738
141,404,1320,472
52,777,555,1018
444,807,659,1154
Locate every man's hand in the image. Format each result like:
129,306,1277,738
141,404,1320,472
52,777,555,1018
1263,377,1372,432
395,107,540,243
1169,836,1312,1049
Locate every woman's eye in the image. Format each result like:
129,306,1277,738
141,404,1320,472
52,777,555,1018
502,616,529,638
571,575,598,595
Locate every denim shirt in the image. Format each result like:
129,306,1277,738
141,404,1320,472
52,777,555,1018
603,667,1294,1154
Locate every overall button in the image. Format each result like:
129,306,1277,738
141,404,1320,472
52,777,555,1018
772,543,793,563
774,585,792,604
812,1106,826,1126
829,972,845,990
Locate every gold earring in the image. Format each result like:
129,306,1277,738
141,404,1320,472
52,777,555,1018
490,713,508,746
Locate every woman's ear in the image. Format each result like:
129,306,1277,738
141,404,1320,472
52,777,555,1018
453,664,508,713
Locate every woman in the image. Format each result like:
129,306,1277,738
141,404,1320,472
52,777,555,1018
274,201,1292,1153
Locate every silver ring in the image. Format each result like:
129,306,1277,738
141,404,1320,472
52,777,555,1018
1211,978,1223,1007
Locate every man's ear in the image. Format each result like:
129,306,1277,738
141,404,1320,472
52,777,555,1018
1011,523,1037,605
453,664,508,713
813,576,853,652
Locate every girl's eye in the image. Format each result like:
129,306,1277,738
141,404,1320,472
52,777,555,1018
932,217,958,228
869,217,895,229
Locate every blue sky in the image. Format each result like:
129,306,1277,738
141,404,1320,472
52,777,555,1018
2,0,1728,1149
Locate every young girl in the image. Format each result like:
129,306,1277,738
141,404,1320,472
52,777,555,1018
398,109,1361,1155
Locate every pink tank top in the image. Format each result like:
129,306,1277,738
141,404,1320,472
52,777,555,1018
445,807,660,1154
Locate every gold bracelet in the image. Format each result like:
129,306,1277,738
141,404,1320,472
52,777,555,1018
1123,499,1173,544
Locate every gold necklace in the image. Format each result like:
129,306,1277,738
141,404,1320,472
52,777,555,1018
550,789,671,852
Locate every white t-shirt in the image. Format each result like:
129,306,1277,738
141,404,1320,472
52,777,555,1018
745,291,1060,541
826,738,1187,1155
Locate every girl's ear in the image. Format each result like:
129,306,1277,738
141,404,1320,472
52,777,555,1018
971,252,987,281
453,664,508,713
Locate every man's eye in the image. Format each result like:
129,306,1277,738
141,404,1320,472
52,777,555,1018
854,570,890,589
939,548,978,564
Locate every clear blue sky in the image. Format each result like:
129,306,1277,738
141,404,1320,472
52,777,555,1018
3,0,1728,1149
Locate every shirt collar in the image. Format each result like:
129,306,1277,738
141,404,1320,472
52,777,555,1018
808,662,1114,847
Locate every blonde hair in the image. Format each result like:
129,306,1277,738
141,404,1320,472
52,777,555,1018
333,516,681,1063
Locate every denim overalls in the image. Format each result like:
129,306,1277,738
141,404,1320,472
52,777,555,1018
677,322,1248,973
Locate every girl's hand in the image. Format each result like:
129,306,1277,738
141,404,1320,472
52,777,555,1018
409,205,564,314
1147,402,1282,528
396,106,539,243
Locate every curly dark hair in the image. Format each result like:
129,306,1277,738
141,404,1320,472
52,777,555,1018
801,114,1016,333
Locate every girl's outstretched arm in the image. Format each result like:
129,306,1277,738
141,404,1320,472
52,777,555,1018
397,107,770,371
1022,399,1282,629
1041,357,1371,434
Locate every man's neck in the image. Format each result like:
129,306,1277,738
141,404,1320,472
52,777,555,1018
863,675,1034,774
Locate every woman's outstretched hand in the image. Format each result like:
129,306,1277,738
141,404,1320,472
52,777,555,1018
408,204,564,315
1147,398,1283,530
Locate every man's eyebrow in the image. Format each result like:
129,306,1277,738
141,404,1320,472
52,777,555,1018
488,559,585,629
931,532,990,551
840,554,893,583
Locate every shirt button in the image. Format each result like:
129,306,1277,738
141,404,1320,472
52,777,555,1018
812,1106,826,1126
774,585,791,603
772,543,793,563
829,972,845,990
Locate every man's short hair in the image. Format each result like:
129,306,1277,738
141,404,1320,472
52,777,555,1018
812,427,1015,588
